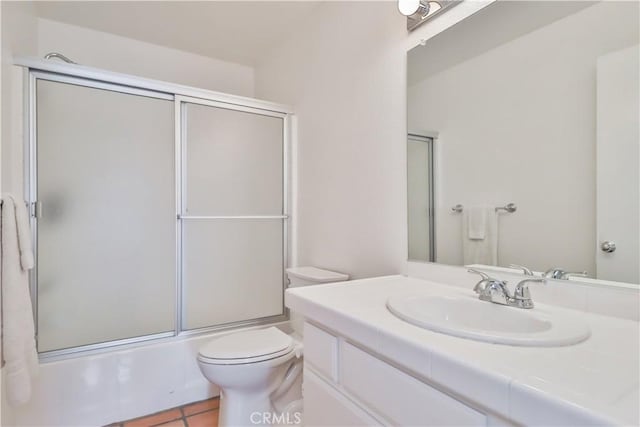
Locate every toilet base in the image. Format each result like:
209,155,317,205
217,375,304,426
218,389,273,427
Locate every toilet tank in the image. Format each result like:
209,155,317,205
286,267,349,336
286,266,349,287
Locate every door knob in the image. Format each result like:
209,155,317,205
600,241,616,253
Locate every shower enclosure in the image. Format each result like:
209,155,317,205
24,60,292,357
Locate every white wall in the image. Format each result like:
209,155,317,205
1,2,38,424
37,18,254,97
408,1,639,274
1,1,37,196
255,2,408,279
255,0,493,280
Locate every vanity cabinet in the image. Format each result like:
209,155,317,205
304,370,382,426
303,322,492,426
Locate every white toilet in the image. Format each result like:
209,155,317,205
197,266,349,427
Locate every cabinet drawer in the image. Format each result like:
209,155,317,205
340,342,486,426
304,369,381,426
304,322,338,381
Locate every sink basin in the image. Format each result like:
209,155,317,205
387,295,590,346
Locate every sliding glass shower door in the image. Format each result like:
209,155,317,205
31,73,289,356
180,100,286,330
36,77,176,352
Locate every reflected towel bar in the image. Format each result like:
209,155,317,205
451,203,517,213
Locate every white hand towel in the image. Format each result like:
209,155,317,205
13,197,34,270
1,194,38,406
466,206,487,240
462,205,498,265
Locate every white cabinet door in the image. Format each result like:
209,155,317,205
303,322,339,381
596,45,639,283
303,370,381,427
340,342,486,426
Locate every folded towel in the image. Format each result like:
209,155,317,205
1,194,38,406
462,205,498,265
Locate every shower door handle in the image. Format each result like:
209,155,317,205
29,201,42,219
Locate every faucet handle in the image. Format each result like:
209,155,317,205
508,264,534,276
512,278,546,309
467,268,490,280
514,278,545,299
468,269,507,298
515,277,546,287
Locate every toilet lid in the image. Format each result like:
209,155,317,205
198,327,294,362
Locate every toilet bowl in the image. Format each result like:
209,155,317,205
198,327,303,427
197,267,349,427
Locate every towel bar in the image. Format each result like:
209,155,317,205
451,203,517,213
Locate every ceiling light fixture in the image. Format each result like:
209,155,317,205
398,0,428,17
399,0,461,32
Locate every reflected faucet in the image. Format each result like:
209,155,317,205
509,264,534,276
543,268,587,280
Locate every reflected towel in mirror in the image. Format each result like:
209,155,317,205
467,206,487,240
462,205,498,265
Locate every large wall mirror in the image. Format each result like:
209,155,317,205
407,1,639,285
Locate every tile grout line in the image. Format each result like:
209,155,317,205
181,406,187,427
116,397,219,427
184,407,220,418
148,413,183,427
150,406,188,427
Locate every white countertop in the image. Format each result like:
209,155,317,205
286,275,640,426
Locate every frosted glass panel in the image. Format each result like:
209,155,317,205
183,220,284,330
184,103,283,215
408,136,433,262
36,80,175,352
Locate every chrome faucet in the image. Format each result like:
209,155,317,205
468,269,545,309
543,268,587,280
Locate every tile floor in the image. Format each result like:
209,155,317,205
108,397,219,427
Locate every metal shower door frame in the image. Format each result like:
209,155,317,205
25,67,292,360
174,94,291,336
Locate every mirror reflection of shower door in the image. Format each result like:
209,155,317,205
180,99,286,330
35,77,176,352
407,134,435,262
